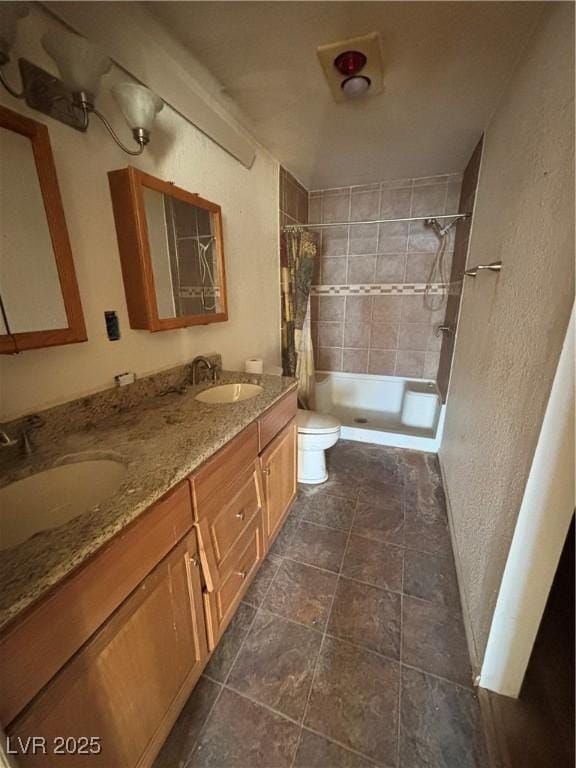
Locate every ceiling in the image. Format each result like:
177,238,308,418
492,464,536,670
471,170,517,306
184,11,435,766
146,2,543,189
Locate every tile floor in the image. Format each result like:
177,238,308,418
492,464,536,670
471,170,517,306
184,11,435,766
154,441,490,768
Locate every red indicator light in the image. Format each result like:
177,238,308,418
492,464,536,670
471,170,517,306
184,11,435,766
334,50,367,76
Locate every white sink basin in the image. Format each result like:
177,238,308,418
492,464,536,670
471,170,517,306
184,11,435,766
195,383,263,404
0,457,127,550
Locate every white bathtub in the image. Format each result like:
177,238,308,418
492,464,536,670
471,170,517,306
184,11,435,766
314,371,445,452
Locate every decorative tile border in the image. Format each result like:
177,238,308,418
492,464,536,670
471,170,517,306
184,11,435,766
310,283,448,296
179,286,221,298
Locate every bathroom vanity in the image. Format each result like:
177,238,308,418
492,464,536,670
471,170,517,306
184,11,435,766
0,375,297,767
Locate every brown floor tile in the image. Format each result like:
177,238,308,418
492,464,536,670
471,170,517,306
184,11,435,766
243,554,283,608
328,577,401,659
263,559,338,629
362,457,404,487
227,611,322,721
305,636,400,766
289,492,311,519
300,470,360,501
270,514,300,556
403,496,451,555
342,534,404,592
189,688,300,768
287,521,348,573
153,677,221,768
203,602,256,683
358,480,404,507
352,499,404,545
294,729,378,767
400,667,489,768
327,442,369,474
299,493,356,531
402,596,472,687
403,549,460,609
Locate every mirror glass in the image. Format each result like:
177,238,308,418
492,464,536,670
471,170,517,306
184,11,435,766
143,187,224,319
0,127,67,333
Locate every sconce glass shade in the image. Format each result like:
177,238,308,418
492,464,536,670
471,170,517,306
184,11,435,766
0,2,29,60
41,29,111,97
112,83,163,131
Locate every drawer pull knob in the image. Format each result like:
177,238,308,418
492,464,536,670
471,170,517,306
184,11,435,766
262,467,271,476
235,570,247,580
236,510,246,521
189,555,200,568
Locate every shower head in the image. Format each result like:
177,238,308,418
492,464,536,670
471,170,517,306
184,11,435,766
425,217,458,238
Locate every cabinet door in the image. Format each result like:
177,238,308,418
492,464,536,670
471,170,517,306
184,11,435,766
8,532,208,768
260,419,298,545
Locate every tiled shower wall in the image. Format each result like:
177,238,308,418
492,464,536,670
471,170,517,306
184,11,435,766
279,167,309,227
309,174,462,379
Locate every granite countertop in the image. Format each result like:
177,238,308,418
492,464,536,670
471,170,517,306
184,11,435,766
0,371,297,631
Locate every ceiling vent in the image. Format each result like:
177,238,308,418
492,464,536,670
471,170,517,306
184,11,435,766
317,32,384,103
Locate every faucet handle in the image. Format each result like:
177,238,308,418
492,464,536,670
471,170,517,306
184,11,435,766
0,430,18,448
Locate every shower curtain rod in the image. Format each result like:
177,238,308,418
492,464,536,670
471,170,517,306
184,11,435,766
282,212,470,229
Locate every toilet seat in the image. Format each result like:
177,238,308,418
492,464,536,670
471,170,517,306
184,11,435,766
297,409,340,434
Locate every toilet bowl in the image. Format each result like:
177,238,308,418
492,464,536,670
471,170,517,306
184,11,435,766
297,409,341,484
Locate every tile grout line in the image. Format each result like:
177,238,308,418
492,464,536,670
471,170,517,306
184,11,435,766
398,661,477,693
182,682,224,768
222,548,287,685
289,493,360,768
186,549,286,766
216,683,386,768
396,486,406,768
182,449,464,767
302,724,386,767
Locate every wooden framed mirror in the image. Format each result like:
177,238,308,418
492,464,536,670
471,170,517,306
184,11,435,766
0,105,86,354
108,167,228,331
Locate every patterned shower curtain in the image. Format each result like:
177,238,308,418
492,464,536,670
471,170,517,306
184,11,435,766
280,228,317,408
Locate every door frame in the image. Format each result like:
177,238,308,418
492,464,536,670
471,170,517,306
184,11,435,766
479,305,574,697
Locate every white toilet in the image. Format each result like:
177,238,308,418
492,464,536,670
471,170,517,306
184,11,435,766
297,409,341,484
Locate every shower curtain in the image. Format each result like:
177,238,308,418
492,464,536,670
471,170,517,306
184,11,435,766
280,228,317,408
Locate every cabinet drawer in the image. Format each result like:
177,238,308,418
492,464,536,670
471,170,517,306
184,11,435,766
195,461,263,591
258,390,298,451
203,516,264,650
0,482,193,727
190,423,259,517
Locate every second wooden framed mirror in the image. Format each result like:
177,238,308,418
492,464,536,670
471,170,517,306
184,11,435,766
0,105,86,354
108,167,228,331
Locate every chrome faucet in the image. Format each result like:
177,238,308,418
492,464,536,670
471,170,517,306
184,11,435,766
190,356,218,386
0,415,44,456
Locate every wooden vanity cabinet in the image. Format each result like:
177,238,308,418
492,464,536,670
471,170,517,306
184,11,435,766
190,391,297,649
190,423,265,648
0,388,298,768
7,531,207,768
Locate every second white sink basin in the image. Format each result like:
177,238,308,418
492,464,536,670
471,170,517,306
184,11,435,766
195,383,263,404
0,457,127,551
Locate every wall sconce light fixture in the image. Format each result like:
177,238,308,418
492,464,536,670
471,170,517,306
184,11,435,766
0,2,29,97
0,10,163,155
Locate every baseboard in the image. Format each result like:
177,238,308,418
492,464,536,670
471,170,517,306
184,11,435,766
438,455,503,768
437,453,481,677
477,688,510,768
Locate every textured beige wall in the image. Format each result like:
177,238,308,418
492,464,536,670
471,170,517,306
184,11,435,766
440,2,575,668
0,8,280,421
